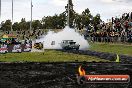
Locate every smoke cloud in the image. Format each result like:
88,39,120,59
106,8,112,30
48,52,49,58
36,26,89,50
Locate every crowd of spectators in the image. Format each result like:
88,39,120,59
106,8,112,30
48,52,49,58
87,12,132,43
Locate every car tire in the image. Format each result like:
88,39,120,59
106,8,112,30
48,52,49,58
5,51,8,53
76,48,79,50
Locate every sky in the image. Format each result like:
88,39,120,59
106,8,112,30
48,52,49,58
0,0,132,22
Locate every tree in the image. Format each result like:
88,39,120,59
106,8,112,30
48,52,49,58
58,13,67,29
74,13,82,30
32,20,42,30
1,20,11,31
93,14,101,25
82,8,92,28
92,14,101,31
42,13,66,29
44,16,54,29
41,16,46,29
52,14,59,29
19,18,29,31
12,22,20,31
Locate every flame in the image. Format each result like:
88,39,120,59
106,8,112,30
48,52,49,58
78,66,86,76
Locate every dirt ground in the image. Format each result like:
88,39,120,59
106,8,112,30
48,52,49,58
0,62,131,88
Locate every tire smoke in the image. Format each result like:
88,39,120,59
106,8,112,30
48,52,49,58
36,26,89,50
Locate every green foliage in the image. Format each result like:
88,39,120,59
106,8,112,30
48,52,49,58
32,20,42,30
1,20,11,31
92,14,101,26
19,18,29,31
74,14,82,30
82,8,93,27
13,22,20,31
42,13,66,29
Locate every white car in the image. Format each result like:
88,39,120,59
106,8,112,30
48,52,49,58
60,40,80,50
12,44,22,53
0,45,8,54
24,44,31,52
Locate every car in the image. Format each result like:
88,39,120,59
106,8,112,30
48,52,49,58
0,44,8,54
33,42,43,50
12,44,22,53
24,44,32,52
60,40,80,50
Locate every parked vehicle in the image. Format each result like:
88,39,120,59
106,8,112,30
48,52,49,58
12,44,22,53
0,44,8,54
33,42,43,50
24,44,32,52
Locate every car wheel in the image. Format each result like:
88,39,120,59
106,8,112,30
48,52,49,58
76,48,79,50
5,51,8,53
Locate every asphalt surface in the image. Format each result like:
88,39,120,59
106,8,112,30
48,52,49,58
0,62,131,88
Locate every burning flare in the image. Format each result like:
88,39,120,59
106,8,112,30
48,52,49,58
78,66,86,76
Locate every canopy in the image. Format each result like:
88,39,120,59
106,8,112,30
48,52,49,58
2,34,17,39
1,34,17,42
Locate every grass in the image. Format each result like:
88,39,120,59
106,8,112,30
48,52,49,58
89,42,132,56
0,50,108,62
